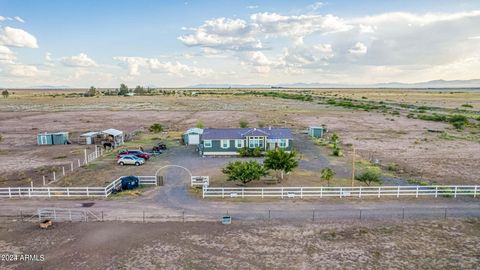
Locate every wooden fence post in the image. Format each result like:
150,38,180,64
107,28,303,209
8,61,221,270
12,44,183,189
53,171,56,182
474,186,477,198
397,186,400,198
359,187,362,198
415,186,419,198
62,166,65,176
67,187,70,197
84,149,88,164
435,186,438,198
70,162,74,172
454,186,457,198
78,159,81,167
43,176,46,186
86,187,89,197
8,187,11,198
48,187,51,198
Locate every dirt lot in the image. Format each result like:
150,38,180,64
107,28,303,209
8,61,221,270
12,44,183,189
0,219,479,269
0,89,479,187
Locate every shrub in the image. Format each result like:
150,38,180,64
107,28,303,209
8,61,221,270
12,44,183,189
196,121,204,129
356,166,382,186
461,104,473,108
222,160,268,185
239,119,249,128
238,147,263,157
149,123,163,133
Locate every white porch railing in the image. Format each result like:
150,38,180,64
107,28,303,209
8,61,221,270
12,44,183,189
202,185,479,199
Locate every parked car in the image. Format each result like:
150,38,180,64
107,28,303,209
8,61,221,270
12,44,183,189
116,150,150,160
117,155,145,166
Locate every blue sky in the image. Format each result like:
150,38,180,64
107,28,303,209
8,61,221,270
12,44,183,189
1,0,480,87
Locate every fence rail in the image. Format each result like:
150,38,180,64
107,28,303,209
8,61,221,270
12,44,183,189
2,207,479,223
0,175,158,199
203,185,479,199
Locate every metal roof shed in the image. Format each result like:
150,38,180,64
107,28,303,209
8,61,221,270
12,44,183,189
80,131,100,145
102,128,124,146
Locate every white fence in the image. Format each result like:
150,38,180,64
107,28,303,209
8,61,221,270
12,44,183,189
202,185,479,199
0,176,158,199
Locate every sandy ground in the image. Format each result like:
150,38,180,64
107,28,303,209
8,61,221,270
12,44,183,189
0,91,479,187
0,219,479,269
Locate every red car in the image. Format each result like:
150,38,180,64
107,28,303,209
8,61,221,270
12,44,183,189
116,150,150,160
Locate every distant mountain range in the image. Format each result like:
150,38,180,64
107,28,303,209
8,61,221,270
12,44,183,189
191,79,480,89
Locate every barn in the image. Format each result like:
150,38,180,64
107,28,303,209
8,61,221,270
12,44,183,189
37,132,70,145
182,128,203,145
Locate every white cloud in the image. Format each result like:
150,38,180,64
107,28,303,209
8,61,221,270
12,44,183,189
60,53,97,67
246,5,258,9
348,42,367,55
0,26,38,48
0,45,16,64
308,2,324,11
6,64,39,77
114,56,213,77
178,17,261,50
0,16,5,21
251,12,352,40
14,16,25,23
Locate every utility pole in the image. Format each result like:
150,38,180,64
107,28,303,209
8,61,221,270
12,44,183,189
351,144,356,187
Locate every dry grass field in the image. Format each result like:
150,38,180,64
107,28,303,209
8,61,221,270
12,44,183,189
0,89,479,187
1,219,479,269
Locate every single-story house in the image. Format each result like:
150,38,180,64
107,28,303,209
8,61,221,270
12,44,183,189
37,132,70,145
102,128,124,147
79,131,100,145
199,127,293,156
182,128,203,145
308,126,326,138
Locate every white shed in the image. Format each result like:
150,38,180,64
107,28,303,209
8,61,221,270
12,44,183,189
183,128,203,145
102,128,124,146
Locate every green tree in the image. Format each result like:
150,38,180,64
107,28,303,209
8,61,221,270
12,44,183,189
196,120,205,129
222,160,268,186
239,119,249,128
356,166,382,186
134,85,145,95
2,89,9,98
320,167,335,186
263,149,298,182
258,121,265,128
85,86,97,97
118,83,129,96
149,123,163,133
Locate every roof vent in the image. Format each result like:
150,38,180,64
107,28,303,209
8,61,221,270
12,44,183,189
253,128,256,131
268,126,272,130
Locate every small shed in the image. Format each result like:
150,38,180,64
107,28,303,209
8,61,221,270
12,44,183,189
308,126,326,138
79,131,100,145
183,128,203,145
37,132,69,145
102,128,124,146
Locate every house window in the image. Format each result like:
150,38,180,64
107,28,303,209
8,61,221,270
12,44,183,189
248,137,263,148
279,139,287,148
220,139,230,149
204,140,212,148
235,139,244,148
